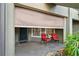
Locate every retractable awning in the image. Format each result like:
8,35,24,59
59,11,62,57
15,7,65,29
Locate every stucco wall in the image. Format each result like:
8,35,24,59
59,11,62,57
19,3,79,20
0,3,5,56
5,3,15,56
51,5,69,17
20,3,51,11
70,8,79,20
51,5,79,20
19,3,68,17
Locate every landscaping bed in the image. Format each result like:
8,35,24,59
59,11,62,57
47,33,79,56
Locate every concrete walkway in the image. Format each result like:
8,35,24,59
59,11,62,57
15,42,64,56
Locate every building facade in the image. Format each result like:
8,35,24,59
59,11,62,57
15,4,66,44
0,3,79,56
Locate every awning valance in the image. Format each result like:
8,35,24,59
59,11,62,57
15,7,65,29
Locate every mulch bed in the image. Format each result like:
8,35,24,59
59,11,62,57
46,48,65,56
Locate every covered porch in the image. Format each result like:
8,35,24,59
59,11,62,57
15,28,64,43
15,27,64,56
15,6,66,56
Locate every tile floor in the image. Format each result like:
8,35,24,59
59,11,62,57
15,41,64,56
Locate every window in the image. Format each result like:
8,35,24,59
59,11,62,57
46,29,53,34
31,28,45,37
41,28,45,33
32,28,40,37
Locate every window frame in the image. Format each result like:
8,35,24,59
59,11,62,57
31,28,46,38
31,28,41,38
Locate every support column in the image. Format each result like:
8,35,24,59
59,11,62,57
63,18,67,42
4,3,15,56
69,8,73,34
66,8,73,35
0,3,5,56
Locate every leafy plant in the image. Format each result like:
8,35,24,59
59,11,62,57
64,33,79,56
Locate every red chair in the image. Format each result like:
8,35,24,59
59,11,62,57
51,33,59,42
41,33,47,41
41,33,51,43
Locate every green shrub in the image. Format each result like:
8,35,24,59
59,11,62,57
64,33,79,56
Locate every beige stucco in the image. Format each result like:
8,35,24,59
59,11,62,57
20,3,51,11
19,3,79,20
5,3,15,56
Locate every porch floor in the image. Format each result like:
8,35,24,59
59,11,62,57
15,42,64,56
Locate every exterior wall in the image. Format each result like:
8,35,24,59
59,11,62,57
19,3,51,11
1,3,78,56
19,3,79,34
0,3,5,56
51,5,79,20
4,3,15,56
66,8,73,34
18,3,79,24
20,3,79,20
52,5,79,35
51,5,69,17
0,3,15,56
50,4,79,37
66,8,79,34
70,8,79,20
50,4,79,35
19,3,68,17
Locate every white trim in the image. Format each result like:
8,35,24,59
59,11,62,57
54,29,55,33
40,28,41,36
45,28,47,33
69,8,73,34
31,28,41,37
5,4,15,56
15,25,64,29
63,18,67,42
31,28,33,37
31,36,41,38
27,29,31,41
31,28,47,38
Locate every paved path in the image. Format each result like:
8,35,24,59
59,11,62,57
15,42,64,56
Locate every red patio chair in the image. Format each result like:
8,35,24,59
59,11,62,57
51,33,59,42
41,33,51,43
